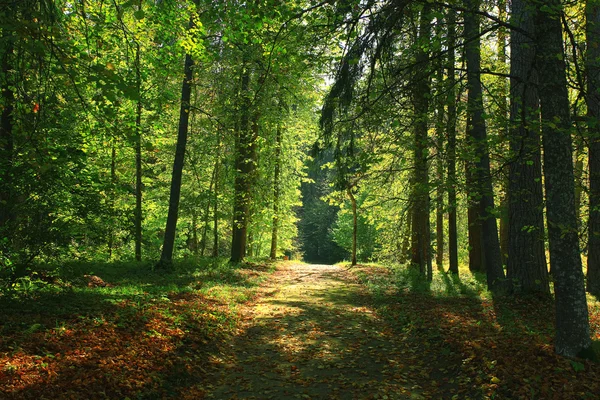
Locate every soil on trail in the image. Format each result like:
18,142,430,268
205,263,423,400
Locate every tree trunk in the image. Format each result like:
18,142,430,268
270,123,282,260
348,187,358,266
506,0,549,295
534,0,592,358
435,39,445,271
134,32,143,262
466,165,483,273
191,212,199,256
212,135,220,258
0,4,15,243
587,0,600,297
200,163,216,256
230,64,255,263
410,5,432,280
464,0,505,292
108,142,116,259
446,9,459,275
156,11,196,269
497,0,510,265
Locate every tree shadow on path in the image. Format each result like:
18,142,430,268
201,264,466,400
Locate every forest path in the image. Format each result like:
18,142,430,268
205,262,423,400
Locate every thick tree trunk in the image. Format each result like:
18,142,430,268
497,0,510,265
506,0,549,295
270,123,282,260
410,5,432,280
348,187,358,266
446,10,459,275
230,65,257,263
464,0,505,292
534,0,592,358
156,18,195,268
588,0,600,297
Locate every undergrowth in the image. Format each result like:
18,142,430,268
0,257,277,399
349,262,600,399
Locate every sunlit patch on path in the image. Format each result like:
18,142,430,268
203,263,424,400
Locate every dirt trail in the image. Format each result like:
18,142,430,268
205,263,422,400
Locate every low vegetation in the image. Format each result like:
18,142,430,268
0,258,276,399
350,264,600,399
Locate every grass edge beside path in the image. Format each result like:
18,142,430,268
0,257,280,399
348,263,600,399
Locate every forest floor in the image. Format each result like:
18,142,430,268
1,260,600,399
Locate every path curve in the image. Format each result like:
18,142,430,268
205,263,422,400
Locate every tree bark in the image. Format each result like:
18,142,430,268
270,123,282,260
0,4,15,242
464,0,505,292
410,4,432,280
435,37,445,271
534,0,592,357
506,0,549,295
588,0,600,297
230,63,256,263
134,28,143,262
497,0,510,266
212,135,220,258
446,9,459,275
156,13,196,268
108,142,116,259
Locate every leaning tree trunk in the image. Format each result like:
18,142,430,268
506,0,548,295
464,0,505,293
535,0,592,358
410,4,432,280
446,9,459,275
156,10,196,269
270,122,282,260
588,0,600,297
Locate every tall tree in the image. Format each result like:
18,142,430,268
134,1,143,262
0,2,16,243
587,0,600,297
496,0,510,264
230,60,254,263
156,6,197,269
411,4,433,280
506,0,548,295
463,0,505,292
446,9,459,275
270,119,283,260
534,0,592,357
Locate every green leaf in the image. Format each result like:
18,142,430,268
570,360,585,372
134,10,145,20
